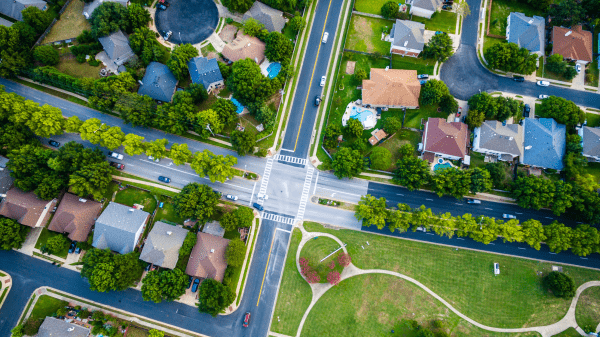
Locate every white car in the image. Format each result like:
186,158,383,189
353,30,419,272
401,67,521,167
226,194,238,201
538,94,549,99
536,80,550,87
148,156,160,162
108,151,123,160
322,32,329,43
320,76,326,87
575,64,581,73
503,214,517,219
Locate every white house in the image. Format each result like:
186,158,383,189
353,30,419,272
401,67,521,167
409,0,442,19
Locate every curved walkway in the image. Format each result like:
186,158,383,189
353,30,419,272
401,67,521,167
293,226,600,337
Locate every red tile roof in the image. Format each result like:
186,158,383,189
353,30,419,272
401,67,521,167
362,68,421,107
48,193,102,242
551,25,593,62
423,118,469,159
186,232,230,282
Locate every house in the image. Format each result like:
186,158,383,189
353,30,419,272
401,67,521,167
579,126,600,161
421,118,469,162
409,0,442,19
387,19,425,57
221,33,266,64
92,202,149,254
137,62,178,103
551,25,593,64
0,18,13,27
0,188,55,228
36,317,91,337
473,120,524,162
242,1,286,32
140,221,188,269
83,0,128,19
188,57,224,93
186,232,230,282
48,193,102,243
98,30,134,67
362,68,421,109
522,118,566,170
0,156,12,196
202,220,225,237
0,0,46,22
506,13,545,56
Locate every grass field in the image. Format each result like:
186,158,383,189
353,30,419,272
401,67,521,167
488,0,543,36
299,236,345,281
483,36,505,54
403,103,445,129
115,187,158,215
354,0,405,15
125,326,150,337
575,287,600,332
582,162,600,186
153,196,185,225
374,129,422,171
543,67,572,83
346,15,394,54
412,10,458,34
34,228,71,259
391,54,436,74
585,113,600,127
29,295,68,321
42,0,90,44
553,328,581,337
55,56,102,79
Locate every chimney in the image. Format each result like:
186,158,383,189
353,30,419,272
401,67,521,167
565,31,572,37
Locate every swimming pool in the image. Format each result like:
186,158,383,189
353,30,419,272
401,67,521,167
231,98,244,114
434,162,453,171
267,62,281,79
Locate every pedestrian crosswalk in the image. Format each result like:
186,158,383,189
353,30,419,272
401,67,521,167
262,212,296,225
275,154,307,166
256,156,274,205
295,167,314,222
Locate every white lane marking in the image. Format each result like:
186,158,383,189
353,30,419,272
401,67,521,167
256,157,275,205
545,217,553,220
319,187,362,197
280,148,295,153
489,243,495,245
515,212,522,214
397,194,404,196
275,154,308,166
455,203,463,206
549,252,557,255
296,167,314,221
249,181,257,206
426,233,434,235
518,247,526,250
262,212,295,225
485,208,493,210
581,257,588,260
276,227,291,233
313,171,319,195
426,198,433,201
457,238,465,240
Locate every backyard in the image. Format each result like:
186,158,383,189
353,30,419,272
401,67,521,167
391,54,435,74
487,0,544,36
153,196,186,225
412,10,458,34
371,129,422,171
42,0,90,44
346,15,394,54
34,228,71,259
354,0,405,15
54,54,102,79
114,187,158,215
403,103,446,129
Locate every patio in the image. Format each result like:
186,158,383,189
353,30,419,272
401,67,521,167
341,100,379,130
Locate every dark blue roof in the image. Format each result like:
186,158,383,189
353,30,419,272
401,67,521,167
523,118,566,170
138,62,178,102
188,57,223,90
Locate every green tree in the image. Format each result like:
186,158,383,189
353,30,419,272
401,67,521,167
69,161,113,200
212,98,238,126
332,147,364,179
566,134,583,154
485,42,538,75
45,235,69,254
227,58,274,106
197,279,236,316
464,109,485,128
129,27,163,66
420,79,449,105
511,175,555,210
7,144,56,193
115,92,157,127
289,15,306,34
0,217,27,250
455,0,471,16
33,45,59,65
125,3,151,33
570,224,600,257
552,180,573,216
440,94,458,115
100,126,125,150
370,147,392,170
186,83,209,104
468,167,492,193
231,129,256,156
148,330,165,337
220,207,255,233
193,109,223,139
382,116,402,134
141,269,188,303
80,118,108,145
27,105,64,138
22,6,53,34
123,133,146,156
354,68,367,82
518,219,545,250
345,118,363,138
355,195,388,229
544,221,572,253
167,44,199,80
218,61,232,79
89,1,129,37
179,232,197,257
256,104,277,129
173,183,220,222
242,18,264,36
423,33,454,62
393,144,430,191
381,1,399,19
430,167,471,199
169,143,192,165
191,150,238,183
548,0,586,26
11,325,24,337
323,124,342,149
543,271,575,298
265,31,294,62
539,96,585,126
145,138,169,160
64,116,83,133
226,238,246,267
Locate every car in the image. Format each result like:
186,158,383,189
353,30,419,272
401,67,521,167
442,4,452,9
145,263,152,271
320,76,326,87
158,4,167,10
538,94,549,99
148,155,160,162
416,226,427,232
48,140,60,147
226,194,238,201
524,104,530,114
494,262,500,275
314,95,321,106
513,76,525,82
466,199,481,204
456,106,462,117
158,176,171,183
108,151,124,160
419,79,427,85
191,278,200,292
523,110,529,118
435,31,445,35
164,30,172,40
243,312,251,328
576,64,581,73
68,242,76,254
253,203,264,211
417,74,429,79
110,161,125,170
75,246,81,254
188,276,193,289
537,80,550,86
503,214,517,219
322,32,329,43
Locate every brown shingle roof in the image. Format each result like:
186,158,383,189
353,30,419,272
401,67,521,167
221,33,266,64
48,193,102,242
0,188,55,228
551,25,593,62
362,69,421,107
186,232,230,282
423,118,469,159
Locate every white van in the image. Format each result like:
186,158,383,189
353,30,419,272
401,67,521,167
322,32,329,43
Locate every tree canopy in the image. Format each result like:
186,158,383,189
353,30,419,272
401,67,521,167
173,183,220,223
0,218,27,250
420,79,449,105
231,129,256,156
81,248,144,292
539,96,584,126
332,147,364,179
381,1,400,19
393,144,430,191
484,42,538,75
167,44,199,80
190,150,238,183
423,33,454,62
197,279,236,316
226,238,246,267
265,32,294,62
543,271,575,298
141,269,188,303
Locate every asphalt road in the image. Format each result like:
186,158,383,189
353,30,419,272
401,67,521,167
440,0,600,107
154,0,219,45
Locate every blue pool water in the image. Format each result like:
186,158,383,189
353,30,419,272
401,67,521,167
434,162,452,171
267,62,281,79
350,107,371,122
231,98,244,114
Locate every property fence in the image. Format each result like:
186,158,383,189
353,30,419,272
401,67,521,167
32,0,75,49
485,0,507,39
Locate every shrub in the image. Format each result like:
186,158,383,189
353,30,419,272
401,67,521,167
327,271,341,285
23,318,43,336
381,1,400,19
543,271,575,298
33,45,60,66
337,253,351,267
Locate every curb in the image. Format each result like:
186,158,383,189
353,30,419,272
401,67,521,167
0,271,12,310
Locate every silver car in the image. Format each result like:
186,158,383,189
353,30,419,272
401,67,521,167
503,214,517,219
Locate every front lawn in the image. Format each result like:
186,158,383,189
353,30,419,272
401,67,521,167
585,113,600,127
125,326,150,337
543,66,572,83
29,295,68,321
391,54,435,74
42,0,91,44
34,228,71,259
354,0,405,15
54,56,102,79
412,10,458,34
403,103,445,129
346,15,394,54
483,35,505,54
488,0,544,36
114,187,158,215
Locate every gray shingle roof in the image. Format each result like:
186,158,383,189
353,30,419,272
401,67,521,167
98,30,134,66
0,0,46,21
0,169,13,196
93,202,149,254
507,12,545,53
391,20,425,52
202,221,225,237
411,0,442,12
522,118,566,170
140,221,188,269
0,17,14,27
83,0,128,19
36,317,90,337
0,156,8,169
242,2,285,32
138,62,178,102
188,57,223,90
582,126,600,158
473,120,524,159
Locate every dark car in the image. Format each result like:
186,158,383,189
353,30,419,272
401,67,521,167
110,161,125,170
524,104,530,113
442,4,452,9
315,95,321,106
145,263,152,271
75,246,81,254
253,203,264,211
417,74,429,79
243,312,251,328
513,76,525,82
157,4,166,10
48,140,60,147
191,278,200,293
158,176,171,183
68,242,76,254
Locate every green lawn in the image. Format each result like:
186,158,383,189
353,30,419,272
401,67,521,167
153,197,186,225
412,10,458,34
270,229,312,336
585,113,600,127
582,162,600,186
483,36,506,54
29,295,68,321
391,54,436,74
543,67,572,83
34,228,71,259
575,286,600,333
299,236,344,282
301,222,600,329
218,87,232,98
403,103,445,129
488,0,543,36
54,56,102,79
114,187,158,215
125,326,150,337
200,43,216,56
346,15,394,54
354,0,405,15
373,129,422,171
552,328,581,337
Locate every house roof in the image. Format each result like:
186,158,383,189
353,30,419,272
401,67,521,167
221,33,266,64
201,220,225,237
98,30,134,66
391,19,425,51
507,12,545,53
188,57,223,89
0,169,12,196
48,193,102,242
138,62,178,102
0,0,46,21
83,0,128,18
37,317,91,337
522,118,566,170
242,2,285,32
0,18,13,27
140,221,188,269
362,68,421,107
411,0,442,12
186,232,230,282
551,25,593,62
423,118,469,159
474,120,524,158
582,126,600,158
0,188,53,228
0,156,8,169
93,202,149,254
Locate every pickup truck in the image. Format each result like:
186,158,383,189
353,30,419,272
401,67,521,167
108,151,124,160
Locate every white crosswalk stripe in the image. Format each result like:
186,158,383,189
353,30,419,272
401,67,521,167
261,212,296,225
256,156,274,205
295,167,314,222
275,154,308,166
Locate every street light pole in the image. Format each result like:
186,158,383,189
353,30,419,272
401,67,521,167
206,123,214,136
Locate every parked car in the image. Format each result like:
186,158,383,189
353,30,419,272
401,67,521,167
314,95,321,106
416,226,427,232
110,161,125,170
523,110,529,118
163,30,172,40
48,140,60,147
191,278,200,293
68,242,76,254
524,104,530,114
456,106,462,117
108,151,124,160
538,94,549,99
466,199,481,204
158,4,167,10
512,76,525,82
226,194,238,201
158,176,171,183
417,74,429,79
537,80,550,86
322,32,329,43
148,155,160,162
576,64,581,73
75,246,81,254
320,76,326,87
419,79,428,85
253,203,264,211
442,4,452,9
503,214,517,219
243,312,251,328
